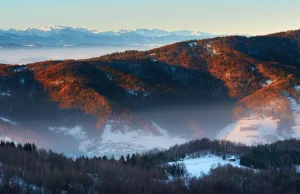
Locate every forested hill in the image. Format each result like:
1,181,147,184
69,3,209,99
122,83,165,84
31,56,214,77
0,29,300,155
1,139,300,193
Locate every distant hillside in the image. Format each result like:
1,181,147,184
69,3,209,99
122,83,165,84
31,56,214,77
0,26,217,47
0,29,300,156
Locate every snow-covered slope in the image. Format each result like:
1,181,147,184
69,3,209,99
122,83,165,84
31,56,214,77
216,95,300,145
169,155,242,177
287,97,300,137
49,121,187,157
216,115,281,145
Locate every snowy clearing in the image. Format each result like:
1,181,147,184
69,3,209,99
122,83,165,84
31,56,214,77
48,122,187,157
169,155,242,177
216,115,280,145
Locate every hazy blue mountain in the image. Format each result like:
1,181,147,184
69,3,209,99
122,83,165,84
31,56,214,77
0,25,217,47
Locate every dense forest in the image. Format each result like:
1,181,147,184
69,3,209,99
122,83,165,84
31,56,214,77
1,139,300,194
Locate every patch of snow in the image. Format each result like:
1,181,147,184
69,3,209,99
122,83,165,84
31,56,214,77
150,58,157,62
216,115,281,145
188,42,198,47
262,79,275,87
295,85,300,91
229,156,236,161
20,77,25,85
0,91,11,97
48,126,86,141
265,79,274,85
296,165,300,173
169,154,242,177
0,117,17,125
191,32,201,36
13,67,26,73
127,90,139,96
0,137,12,142
204,43,219,56
8,176,45,193
143,92,150,98
49,122,187,157
286,97,300,137
106,74,113,81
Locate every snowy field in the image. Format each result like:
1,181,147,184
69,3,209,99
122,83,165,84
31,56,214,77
48,121,187,157
216,115,281,145
169,155,242,177
216,95,300,145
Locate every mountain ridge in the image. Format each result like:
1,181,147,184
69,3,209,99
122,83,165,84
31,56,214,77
0,29,300,156
0,26,217,47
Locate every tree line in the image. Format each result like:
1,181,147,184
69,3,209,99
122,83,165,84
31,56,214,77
1,139,300,193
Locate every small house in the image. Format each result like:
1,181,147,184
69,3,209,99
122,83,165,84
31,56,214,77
229,156,236,162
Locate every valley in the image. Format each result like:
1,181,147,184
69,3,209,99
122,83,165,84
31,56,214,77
0,29,300,157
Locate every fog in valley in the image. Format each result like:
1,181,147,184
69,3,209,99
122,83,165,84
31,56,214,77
0,45,299,158
0,102,236,158
0,45,160,65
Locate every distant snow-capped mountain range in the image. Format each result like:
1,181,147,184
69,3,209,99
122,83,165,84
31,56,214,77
0,25,217,48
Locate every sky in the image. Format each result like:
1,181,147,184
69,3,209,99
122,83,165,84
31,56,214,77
1,0,300,35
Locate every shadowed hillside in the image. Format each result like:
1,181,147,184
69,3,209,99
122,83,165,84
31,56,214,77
0,29,300,155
